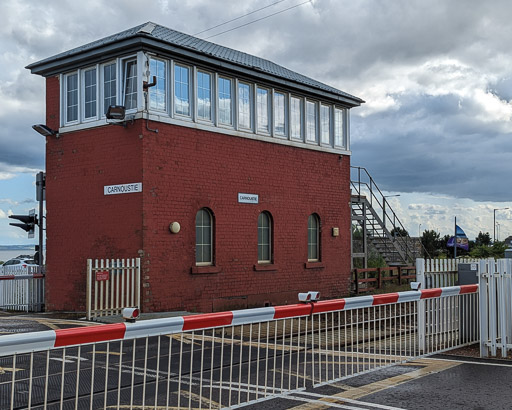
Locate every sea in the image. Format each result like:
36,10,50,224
0,249,35,263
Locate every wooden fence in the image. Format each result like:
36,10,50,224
352,265,416,294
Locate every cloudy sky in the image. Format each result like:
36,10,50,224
1,0,512,246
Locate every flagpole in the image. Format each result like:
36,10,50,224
454,216,457,259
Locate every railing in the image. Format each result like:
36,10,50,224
86,258,140,320
417,258,480,289
0,266,45,312
479,258,512,358
352,265,416,294
351,165,430,262
0,284,478,409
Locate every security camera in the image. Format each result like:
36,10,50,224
122,307,140,322
410,282,421,291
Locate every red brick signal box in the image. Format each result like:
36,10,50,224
27,22,363,313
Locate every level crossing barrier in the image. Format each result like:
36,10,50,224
0,284,478,409
0,266,45,312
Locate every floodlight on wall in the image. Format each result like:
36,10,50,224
106,105,134,127
32,124,59,138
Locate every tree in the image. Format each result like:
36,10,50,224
421,230,441,258
390,227,408,237
475,232,492,247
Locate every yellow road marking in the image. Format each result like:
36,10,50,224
287,358,461,409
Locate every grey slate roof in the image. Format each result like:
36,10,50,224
27,22,363,106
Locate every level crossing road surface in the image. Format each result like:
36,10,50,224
2,312,512,409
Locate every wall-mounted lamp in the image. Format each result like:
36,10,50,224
106,105,134,127
32,124,59,138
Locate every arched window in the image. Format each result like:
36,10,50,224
308,214,320,261
196,208,213,265
258,211,272,263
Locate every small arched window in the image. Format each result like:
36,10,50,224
258,211,272,263
196,208,213,265
308,214,320,262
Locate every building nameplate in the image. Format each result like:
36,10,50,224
104,183,142,196
238,193,259,204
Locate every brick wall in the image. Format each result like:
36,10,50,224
44,78,352,313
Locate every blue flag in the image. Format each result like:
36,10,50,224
447,225,469,250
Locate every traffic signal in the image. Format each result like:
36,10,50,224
9,211,37,239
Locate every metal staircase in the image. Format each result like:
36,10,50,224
351,166,423,267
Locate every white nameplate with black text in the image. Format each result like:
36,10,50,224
238,193,259,204
104,183,143,196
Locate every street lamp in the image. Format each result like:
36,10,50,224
383,194,400,228
496,222,501,241
494,208,509,242
419,223,422,237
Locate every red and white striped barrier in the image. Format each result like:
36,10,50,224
0,284,478,357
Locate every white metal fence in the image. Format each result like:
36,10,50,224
417,258,478,289
479,258,512,358
0,284,478,409
86,258,140,320
0,266,45,312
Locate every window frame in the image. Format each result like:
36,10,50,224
82,66,98,122
256,86,271,134
101,61,117,117
63,71,79,125
334,107,346,148
320,103,332,146
217,76,234,127
122,58,138,112
173,62,192,118
195,208,214,266
196,69,213,122
258,211,273,264
306,99,318,144
237,81,253,131
273,90,287,138
290,95,303,141
148,56,168,113
307,214,320,262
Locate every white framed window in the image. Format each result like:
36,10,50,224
197,70,212,121
290,96,302,140
83,67,97,120
196,208,213,266
306,100,318,143
102,62,116,115
320,104,331,145
257,87,270,133
238,82,252,129
258,211,272,263
218,77,233,126
149,57,167,111
174,63,191,116
308,214,320,262
65,72,79,123
334,108,345,148
123,60,137,111
273,91,286,136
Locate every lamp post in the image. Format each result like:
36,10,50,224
382,194,400,229
419,223,422,237
496,222,500,241
494,208,509,242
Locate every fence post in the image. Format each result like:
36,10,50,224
479,259,488,357
377,267,382,289
136,258,141,310
353,269,359,295
397,266,402,285
416,258,426,352
86,259,92,321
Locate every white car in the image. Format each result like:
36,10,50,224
1,257,38,275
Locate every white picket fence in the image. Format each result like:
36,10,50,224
478,258,512,358
0,266,45,312
86,258,141,320
417,258,479,289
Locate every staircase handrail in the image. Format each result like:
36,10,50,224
351,166,431,260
